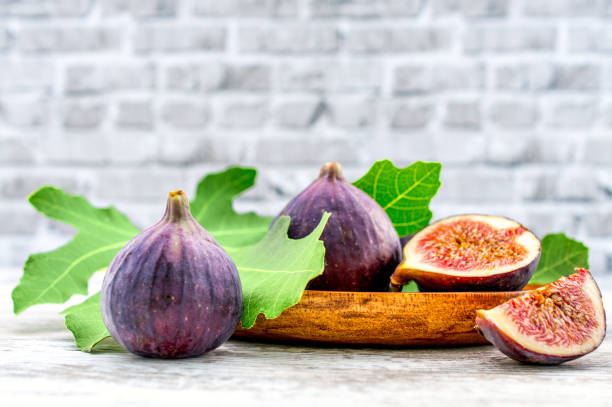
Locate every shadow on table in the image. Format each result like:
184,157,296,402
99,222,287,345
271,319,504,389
90,337,127,354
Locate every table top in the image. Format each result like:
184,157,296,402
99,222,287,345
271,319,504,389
2,269,611,407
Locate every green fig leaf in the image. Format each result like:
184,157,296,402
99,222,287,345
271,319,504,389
191,166,274,252
12,167,271,315
61,213,330,351
11,187,139,314
16,167,327,351
529,233,589,285
61,292,110,352
353,160,442,237
233,213,330,329
401,281,420,293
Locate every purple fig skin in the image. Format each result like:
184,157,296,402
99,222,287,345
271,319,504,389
272,162,402,292
399,234,415,248
392,253,540,292
476,316,579,365
476,269,607,365
101,190,243,359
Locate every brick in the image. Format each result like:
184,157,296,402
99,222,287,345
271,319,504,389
133,26,226,52
326,99,375,128
586,210,612,238
431,134,486,164
598,169,612,198
491,134,575,165
280,60,382,92
42,133,110,164
63,101,107,129
394,64,484,94
65,63,156,94
254,136,359,164
158,134,213,164
489,101,538,128
364,133,436,165
495,63,600,91
165,63,225,92
526,135,577,164
556,170,599,201
435,65,486,91
587,246,612,275
0,206,39,234
225,65,271,91
16,27,120,53
116,101,154,130
464,26,556,53
584,137,612,165
486,134,533,165
2,172,84,199
393,66,431,94
242,168,318,201
96,168,186,201
0,28,10,50
436,168,515,202
389,101,434,129
345,28,451,53
0,0,92,17
524,208,580,237
106,132,159,163
549,101,596,128
522,0,610,17
553,64,601,90
0,61,54,91
443,101,481,129
160,135,249,164
310,0,423,18
240,26,339,54
0,236,42,267
432,0,509,17
101,0,178,17
161,101,210,128
65,65,105,93
0,137,35,163
221,102,267,128
515,170,558,201
0,99,49,127
276,99,324,128
606,66,612,91
568,27,612,53
494,64,556,91
194,0,299,17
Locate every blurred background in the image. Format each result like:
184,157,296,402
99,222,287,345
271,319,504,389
0,0,611,277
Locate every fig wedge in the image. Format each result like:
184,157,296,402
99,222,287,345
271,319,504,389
476,269,606,364
391,214,541,292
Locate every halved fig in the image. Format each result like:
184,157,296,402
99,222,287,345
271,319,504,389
476,269,606,364
391,215,541,292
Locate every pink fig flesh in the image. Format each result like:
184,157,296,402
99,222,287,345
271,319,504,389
391,214,541,292
476,269,606,365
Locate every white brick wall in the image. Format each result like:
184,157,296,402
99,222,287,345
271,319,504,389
0,0,611,275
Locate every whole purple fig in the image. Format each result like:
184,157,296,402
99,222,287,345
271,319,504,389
274,162,402,291
101,190,242,359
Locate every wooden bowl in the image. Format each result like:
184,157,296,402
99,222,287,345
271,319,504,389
232,289,532,346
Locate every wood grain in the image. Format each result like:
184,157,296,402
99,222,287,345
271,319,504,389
1,270,612,407
234,290,526,345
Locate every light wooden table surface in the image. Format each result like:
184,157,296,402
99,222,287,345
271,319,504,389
2,269,611,407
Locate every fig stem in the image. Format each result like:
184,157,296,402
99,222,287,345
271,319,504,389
164,190,192,223
319,162,344,181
